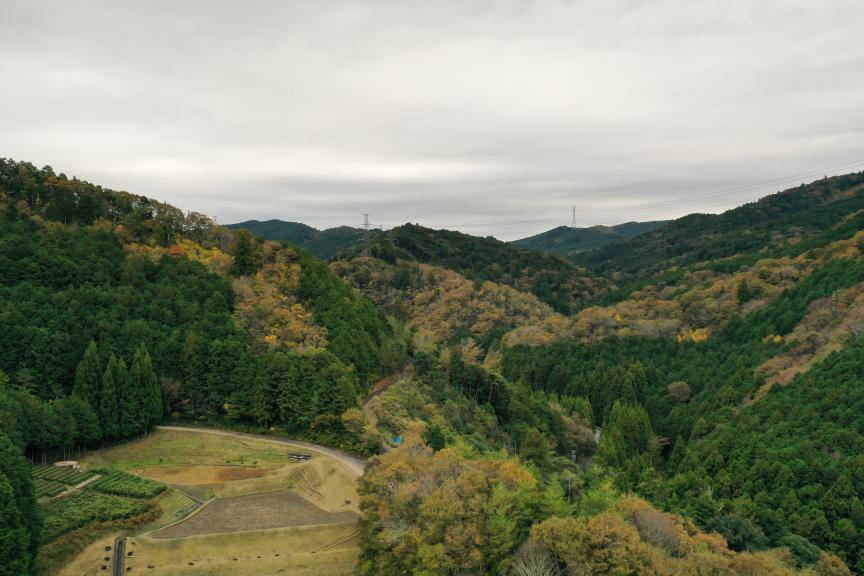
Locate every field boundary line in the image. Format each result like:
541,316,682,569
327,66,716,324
315,529,361,553
141,519,360,542
145,489,213,536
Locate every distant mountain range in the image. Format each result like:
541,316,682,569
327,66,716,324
510,221,668,257
228,218,667,262
226,219,367,260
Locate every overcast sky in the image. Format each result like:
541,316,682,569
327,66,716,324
2,1,863,239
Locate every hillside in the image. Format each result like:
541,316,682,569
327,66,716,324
227,219,366,260
499,172,864,570
338,223,612,314
3,159,864,576
227,219,317,244
574,172,864,283
512,220,667,257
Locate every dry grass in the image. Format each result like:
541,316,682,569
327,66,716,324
54,533,118,576
151,490,357,539
128,523,359,576
60,429,363,576
138,464,268,485
83,430,300,471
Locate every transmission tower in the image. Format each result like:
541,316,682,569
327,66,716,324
362,213,370,256
570,206,577,228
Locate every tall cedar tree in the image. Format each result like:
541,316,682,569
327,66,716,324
0,434,40,566
130,344,161,428
116,358,141,436
230,229,260,277
98,354,121,438
0,473,29,576
72,341,100,408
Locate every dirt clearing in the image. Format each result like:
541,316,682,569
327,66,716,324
151,490,357,538
138,465,267,485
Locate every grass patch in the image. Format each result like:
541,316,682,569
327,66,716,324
83,430,301,471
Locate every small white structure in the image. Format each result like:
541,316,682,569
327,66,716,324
53,460,81,470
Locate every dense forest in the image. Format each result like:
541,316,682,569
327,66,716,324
511,220,667,257
574,172,864,283
337,223,611,314
228,219,369,260
4,157,864,575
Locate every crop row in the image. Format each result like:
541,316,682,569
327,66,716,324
89,469,166,499
33,466,94,486
41,491,154,542
34,479,67,499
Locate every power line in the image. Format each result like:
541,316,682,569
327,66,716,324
362,213,371,256
451,158,864,233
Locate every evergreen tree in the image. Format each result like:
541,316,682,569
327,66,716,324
131,344,161,427
0,472,29,576
737,279,753,304
116,358,141,437
230,229,260,277
423,422,447,451
539,477,573,518
0,434,40,564
98,354,120,438
71,341,100,408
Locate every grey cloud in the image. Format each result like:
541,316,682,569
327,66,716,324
1,0,863,240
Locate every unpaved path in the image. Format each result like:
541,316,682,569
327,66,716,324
155,426,366,477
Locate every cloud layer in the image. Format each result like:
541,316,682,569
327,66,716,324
2,0,863,238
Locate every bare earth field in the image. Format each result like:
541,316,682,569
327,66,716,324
62,428,364,576
152,490,357,538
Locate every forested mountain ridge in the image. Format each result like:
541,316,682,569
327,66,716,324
575,171,864,282
3,157,864,575
497,173,864,571
227,218,367,260
337,223,613,314
227,219,317,244
511,220,667,257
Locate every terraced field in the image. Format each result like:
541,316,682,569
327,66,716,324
59,427,364,576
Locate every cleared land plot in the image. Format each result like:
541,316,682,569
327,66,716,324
151,490,357,539
84,429,302,471
82,429,360,512
128,523,359,576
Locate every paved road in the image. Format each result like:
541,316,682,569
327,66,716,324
155,426,367,477
112,536,125,575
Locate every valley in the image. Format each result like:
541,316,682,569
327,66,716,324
2,160,864,575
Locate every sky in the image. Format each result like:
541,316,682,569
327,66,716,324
2,0,864,240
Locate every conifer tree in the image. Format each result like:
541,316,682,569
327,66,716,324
230,230,260,277
0,434,40,564
0,472,29,576
130,344,161,429
98,354,120,438
116,358,140,437
72,341,100,408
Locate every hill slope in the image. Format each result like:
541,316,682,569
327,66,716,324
512,220,667,257
227,219,365,260
227,219,317,244
337,223,612,314
574,172,864,282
